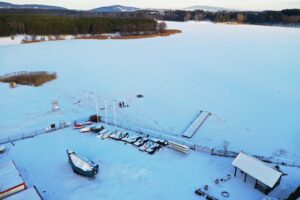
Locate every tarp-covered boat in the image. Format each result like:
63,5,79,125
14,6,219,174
67,150,99,177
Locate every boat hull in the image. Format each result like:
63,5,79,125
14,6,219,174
67,150,99,178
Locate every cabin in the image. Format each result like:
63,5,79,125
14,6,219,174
5,187,43,200
52,100,60,112
232,152,283,195
0,161,26,199
9,82,17,88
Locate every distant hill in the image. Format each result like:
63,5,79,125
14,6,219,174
183,5,234,12
90,5,139,13
0,2,67,10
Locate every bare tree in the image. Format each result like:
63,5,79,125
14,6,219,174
222,140,230,155
31,35,37,41
237,14,246,23
158,22,167,33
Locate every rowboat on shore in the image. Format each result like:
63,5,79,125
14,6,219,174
67,150,99,177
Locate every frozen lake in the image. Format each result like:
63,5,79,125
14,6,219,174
0,21,300,162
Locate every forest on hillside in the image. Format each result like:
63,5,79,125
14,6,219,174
0,14,158,36
0,9,299,36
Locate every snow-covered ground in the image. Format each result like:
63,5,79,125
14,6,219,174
0,127,299,200
1,21,299,161
0,21,299,199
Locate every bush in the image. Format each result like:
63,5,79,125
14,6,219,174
0,71,57,86
89,115,101,123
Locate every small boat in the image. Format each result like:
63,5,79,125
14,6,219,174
91,125,104,133
101,131,112,139
145,143,161,155
109,131,129,140
74,124,84,129
122,135,141,144
133,137,149,147
80,127,91,133
67,150,99,177
83,121,93,126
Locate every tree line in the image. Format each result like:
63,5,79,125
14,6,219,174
156,9,300,26
0,13,158,36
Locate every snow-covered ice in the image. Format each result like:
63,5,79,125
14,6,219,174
0,21,300,199
1,21,299,161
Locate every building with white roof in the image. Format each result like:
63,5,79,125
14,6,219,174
232,152,283,194
5,187,43,200
0,160,26,199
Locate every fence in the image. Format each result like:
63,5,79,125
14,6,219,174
95,117,300,168
3,114,299,168
0,121,70,145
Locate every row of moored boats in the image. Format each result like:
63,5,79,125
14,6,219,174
74,122,168,155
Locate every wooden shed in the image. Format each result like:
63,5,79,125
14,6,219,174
9,82,17,88
232,152,282,194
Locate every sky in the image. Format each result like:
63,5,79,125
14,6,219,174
4,0,300,10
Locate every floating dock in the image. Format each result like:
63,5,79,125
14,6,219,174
182,111,211,138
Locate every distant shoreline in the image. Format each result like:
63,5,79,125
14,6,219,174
18,29,182,44
74,30,182,40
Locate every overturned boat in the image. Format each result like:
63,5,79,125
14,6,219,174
67,150,99,177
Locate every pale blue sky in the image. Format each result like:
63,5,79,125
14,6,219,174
5,0,300,10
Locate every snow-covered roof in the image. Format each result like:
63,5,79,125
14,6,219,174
5,187,42,200
232,152,282,188
0,160,24,192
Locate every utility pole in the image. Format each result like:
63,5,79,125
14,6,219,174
104,100,108,124
113,101,117,129
95,97,99,124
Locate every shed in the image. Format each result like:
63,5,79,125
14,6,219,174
232,152,282,194
9,82,17,88
5,187,43,200
0,161,26,199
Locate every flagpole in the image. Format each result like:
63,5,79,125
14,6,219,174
104,100,108,124
95,97,99,124
114,101,117,129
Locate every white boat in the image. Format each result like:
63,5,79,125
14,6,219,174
101,131,112,139
80,127,91,133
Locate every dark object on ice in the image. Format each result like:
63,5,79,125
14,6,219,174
221,191,230,197
206,195,218,200
214,179,219,184
195,188,205,196
195,189,218,200
89,115,101,123
204,185,209,191
67,150,99,177
136,94,144,98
